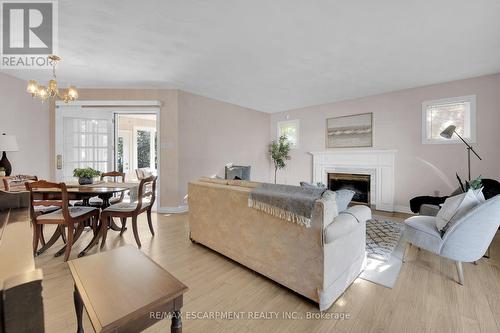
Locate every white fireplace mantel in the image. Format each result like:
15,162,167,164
310,149,397,212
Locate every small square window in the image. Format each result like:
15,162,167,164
277,119,300,148
422,95,476,144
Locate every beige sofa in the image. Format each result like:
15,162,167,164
188,178,371,310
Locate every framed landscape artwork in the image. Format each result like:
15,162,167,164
326,113,373,148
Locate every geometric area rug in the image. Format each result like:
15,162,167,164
365,218,404,261
359,218,406,288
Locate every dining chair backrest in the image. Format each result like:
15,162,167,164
136,168,154,180
100,171,125,182
136,176,157,212
101,171,126,201
3,175,38,191
25,180,70,222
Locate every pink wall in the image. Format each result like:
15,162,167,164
178,91,271,202
270,73,500,211
0,73,50,179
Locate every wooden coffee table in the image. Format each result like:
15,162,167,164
68,245,188,333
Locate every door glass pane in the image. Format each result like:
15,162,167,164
117,137,124,173
63,117,110,181
97,134,107,147
137,130,151,168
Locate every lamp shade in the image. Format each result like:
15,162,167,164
0,134,19,152
440,125,456,139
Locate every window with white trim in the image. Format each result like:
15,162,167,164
422,95,476,144
277,119,300,148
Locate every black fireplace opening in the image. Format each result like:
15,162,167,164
328,173,370,205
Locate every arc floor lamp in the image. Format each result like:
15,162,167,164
440,125,482,181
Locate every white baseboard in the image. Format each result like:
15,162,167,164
157,205,189,214
393,205,413,214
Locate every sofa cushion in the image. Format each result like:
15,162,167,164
436,189,481,232
334,189,355,212
404,215,443,253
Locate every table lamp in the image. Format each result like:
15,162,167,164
0,133,19,176
440,125,481,181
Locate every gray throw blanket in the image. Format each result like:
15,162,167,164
248,183,326,228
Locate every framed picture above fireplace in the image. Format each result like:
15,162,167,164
326,113,373,148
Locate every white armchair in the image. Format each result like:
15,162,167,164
403,195,500,285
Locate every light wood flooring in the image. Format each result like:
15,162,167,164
36,212,500,333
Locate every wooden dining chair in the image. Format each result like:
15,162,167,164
26,180,100,261
89,171,126,208
135,168,154,180
4,175,61,250
100,176,157,248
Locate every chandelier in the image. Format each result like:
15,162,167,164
26,55,78,103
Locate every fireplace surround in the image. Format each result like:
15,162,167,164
310,149,396,211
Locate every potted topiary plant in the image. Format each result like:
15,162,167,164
269,135,291,184
0,167,5,177
73,167,101,185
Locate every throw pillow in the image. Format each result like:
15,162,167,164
335,189,355,212
473,187,486,203
321,190,339,222
303,182,354,212
435,189,481,233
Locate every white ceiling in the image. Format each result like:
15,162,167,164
3,0,500,112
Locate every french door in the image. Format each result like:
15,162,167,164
55,106,114,182
55,102,161,210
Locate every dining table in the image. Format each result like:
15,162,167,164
33,181,140,257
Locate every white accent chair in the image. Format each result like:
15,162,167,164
403,195,500,285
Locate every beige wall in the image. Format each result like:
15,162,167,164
270,73,500,211
0,73,50,178
178,91,271,203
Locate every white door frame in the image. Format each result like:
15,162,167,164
55,100,161,204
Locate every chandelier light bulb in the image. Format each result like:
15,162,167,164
27,80,38,95
37,85,48,100
67,85,78,100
